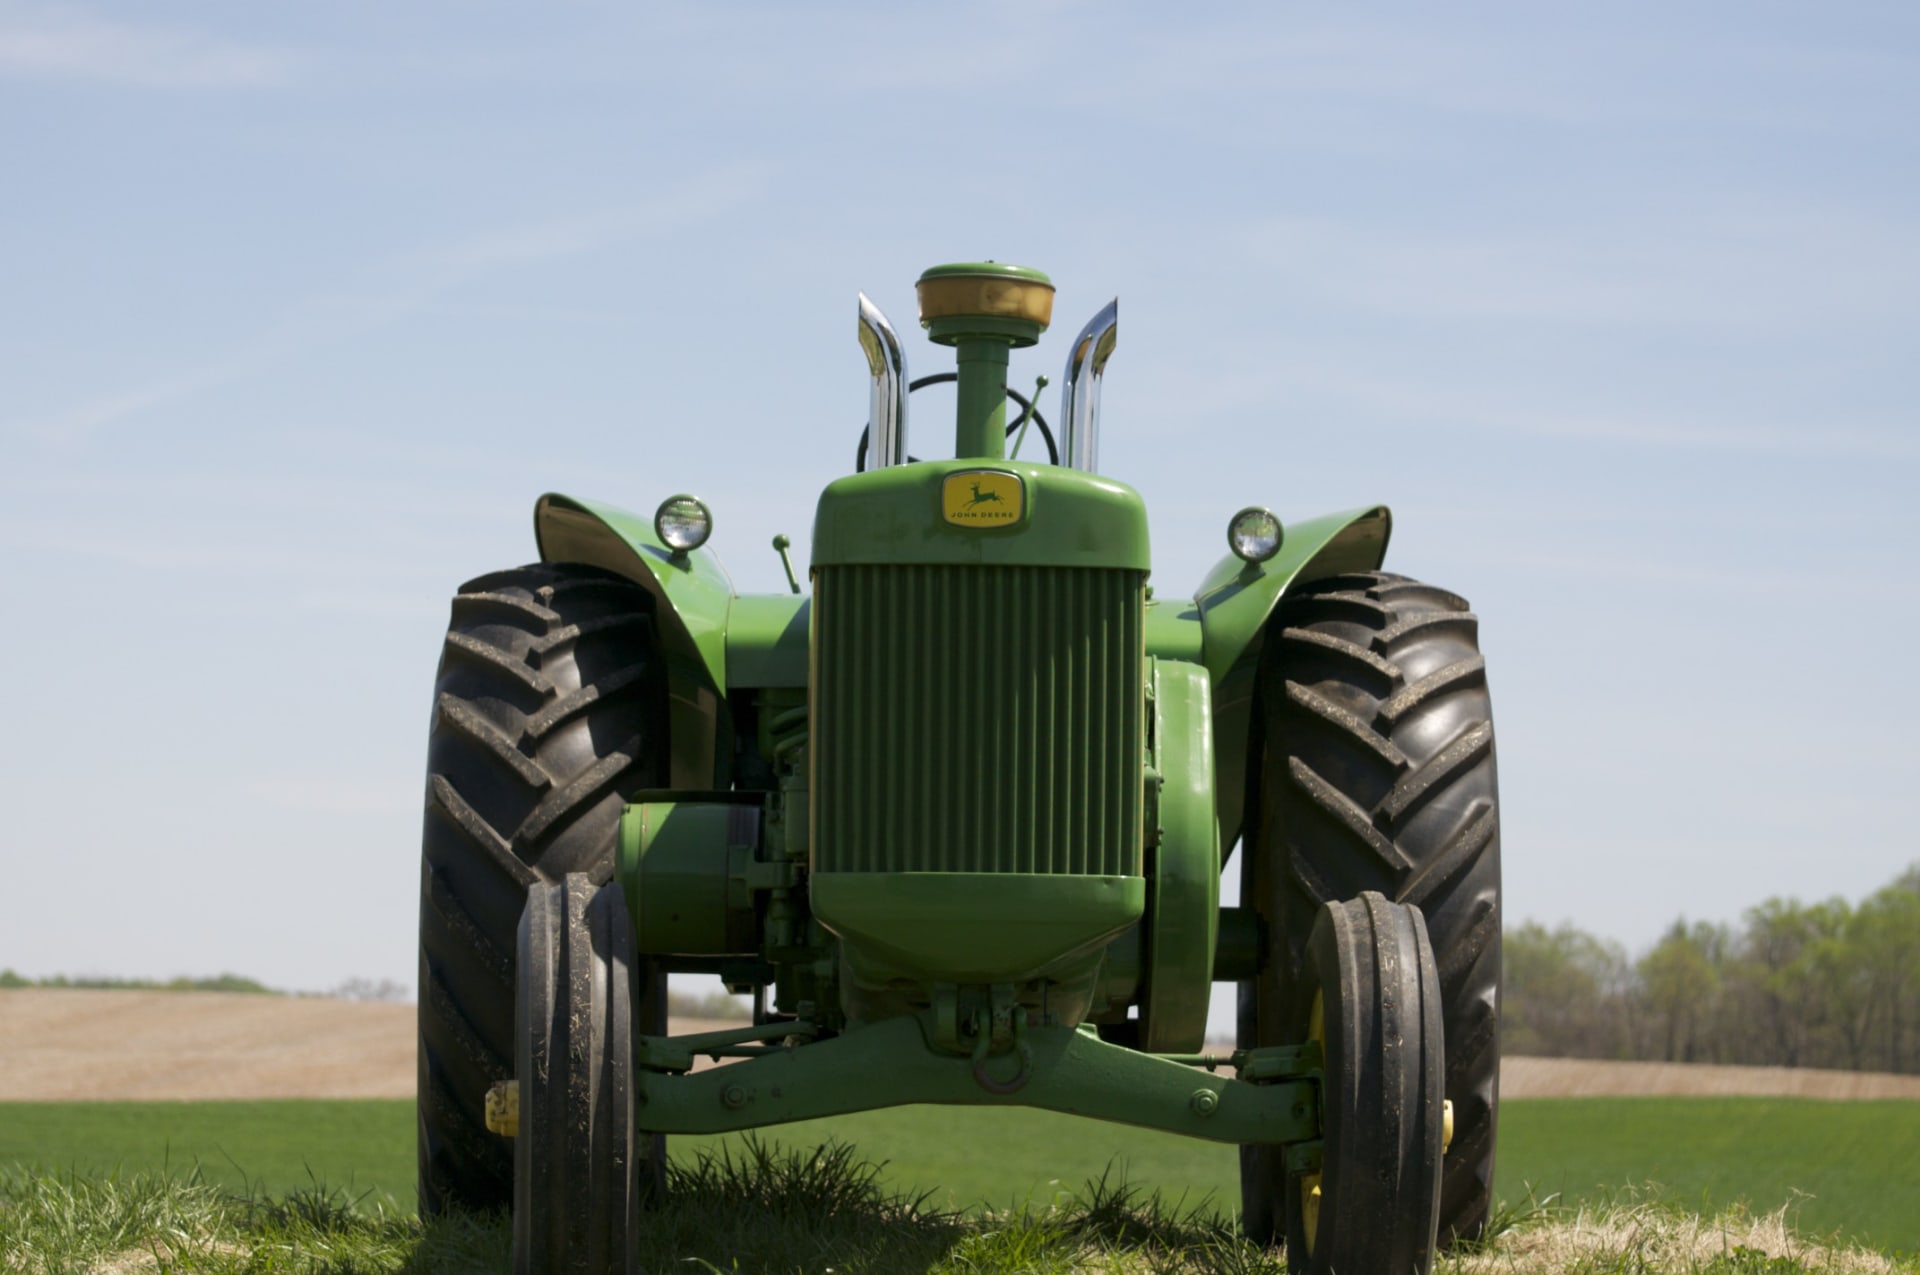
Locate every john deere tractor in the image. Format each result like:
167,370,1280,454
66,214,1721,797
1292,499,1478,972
416,263,1502,1274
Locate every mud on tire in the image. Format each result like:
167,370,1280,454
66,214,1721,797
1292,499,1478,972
1285,892,1445,1275
1240,571,1501,1246
416,563,667,1216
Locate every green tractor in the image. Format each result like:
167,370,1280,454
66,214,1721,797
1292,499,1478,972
416,263,1502,1274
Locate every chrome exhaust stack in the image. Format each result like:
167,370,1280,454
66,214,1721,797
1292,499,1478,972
1057,299,1117,473
857,292,909,468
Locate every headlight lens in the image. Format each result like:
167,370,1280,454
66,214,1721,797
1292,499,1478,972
1228,506,1283,563
655,495,713,552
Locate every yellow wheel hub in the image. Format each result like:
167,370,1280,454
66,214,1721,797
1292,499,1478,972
1300,991,1325,1256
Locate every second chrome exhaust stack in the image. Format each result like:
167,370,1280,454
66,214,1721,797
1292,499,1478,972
1058,299,1117,473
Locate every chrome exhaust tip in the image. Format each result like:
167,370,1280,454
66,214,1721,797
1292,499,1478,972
857,292,909,468
1058,299,1117,473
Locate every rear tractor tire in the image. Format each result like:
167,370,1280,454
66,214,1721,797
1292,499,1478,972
416,563,669,1217
1240,571,1502,1247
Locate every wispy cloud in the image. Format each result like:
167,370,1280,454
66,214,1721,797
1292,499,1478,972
1115,331,1917,462
1438,542,1879,597
0,520,441,582
1242,205,1920,330
14,364,248,442
418,165,769,277
1130,14,1918,135
0,3,292,87
1257,360,1919,461
4,164,773,445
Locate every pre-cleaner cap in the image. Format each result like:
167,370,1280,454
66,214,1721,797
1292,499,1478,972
915,262,1055,333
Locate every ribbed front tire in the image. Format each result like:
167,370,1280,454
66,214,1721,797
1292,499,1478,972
416,563,667,1217
1240,571,1502,1247
1284,893,1445,1275
514,876,640,1275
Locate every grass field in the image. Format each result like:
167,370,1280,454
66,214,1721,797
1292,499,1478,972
4,1145,1913,1275
2,1097,1916,1256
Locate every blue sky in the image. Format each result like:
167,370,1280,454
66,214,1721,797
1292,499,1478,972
3,2,1916,1023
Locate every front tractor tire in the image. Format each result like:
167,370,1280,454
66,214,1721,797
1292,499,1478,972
1287,893,1445,1275
515,875,640,1275
417,564,667,1217
1240,572,1502,1247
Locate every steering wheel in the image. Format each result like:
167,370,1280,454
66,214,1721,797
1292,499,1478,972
855,373,1059,472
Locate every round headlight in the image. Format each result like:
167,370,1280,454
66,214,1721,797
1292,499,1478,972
655,494,712,552
1228,506,1283,563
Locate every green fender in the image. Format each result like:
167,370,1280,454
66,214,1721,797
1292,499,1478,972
1178,504,1394,857
533,493,742,787
1138,658,1219,1054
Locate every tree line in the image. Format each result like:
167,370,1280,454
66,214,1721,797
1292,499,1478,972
0,971,275,994
1504,863,1920,1073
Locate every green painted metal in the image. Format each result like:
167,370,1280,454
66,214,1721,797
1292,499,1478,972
1139,659,1220,1053
619,799,761,956
812,562,1143,878
812,872,1145,985
633,1013,1320,1146
534,492,733,687
1189,503,1394,855
1087,924,1143,1020
1144,596,1204,663
811,460,1150,570
1192,504,1393,686
917,261,1055,286
953,338,1011,460
531,494,826,788
771,533,802,594
726,594,809,689
1008,373,1050,461
532,492,734,786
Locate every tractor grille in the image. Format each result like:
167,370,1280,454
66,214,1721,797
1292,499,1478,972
811,564,1144,877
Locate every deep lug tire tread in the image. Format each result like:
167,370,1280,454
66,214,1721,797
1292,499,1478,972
417,563,665,1217
1241,571,1502,1246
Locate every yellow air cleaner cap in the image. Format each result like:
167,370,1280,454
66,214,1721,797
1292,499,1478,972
916,262,1055,342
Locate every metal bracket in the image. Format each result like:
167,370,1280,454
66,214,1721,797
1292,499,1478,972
636,1020,821,1074
1233,1041,1322,1083
1285,1140,1324,1175
634,1014,1318,1146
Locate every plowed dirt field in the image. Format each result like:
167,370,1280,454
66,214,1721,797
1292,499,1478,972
4,989,1918,1101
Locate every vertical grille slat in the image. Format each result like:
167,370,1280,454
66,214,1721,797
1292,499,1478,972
814,565,1142,878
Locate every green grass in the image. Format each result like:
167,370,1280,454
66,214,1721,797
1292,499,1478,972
678,1100,1920,1255
0,1100,416,1208
0,1102,1239,1219
2,1098,1917,1258
678,1106,1242,1215
1494,1099,1920,1257
3,1145,1913,1275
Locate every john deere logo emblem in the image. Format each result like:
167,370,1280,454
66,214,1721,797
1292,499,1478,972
943,470,1024,527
